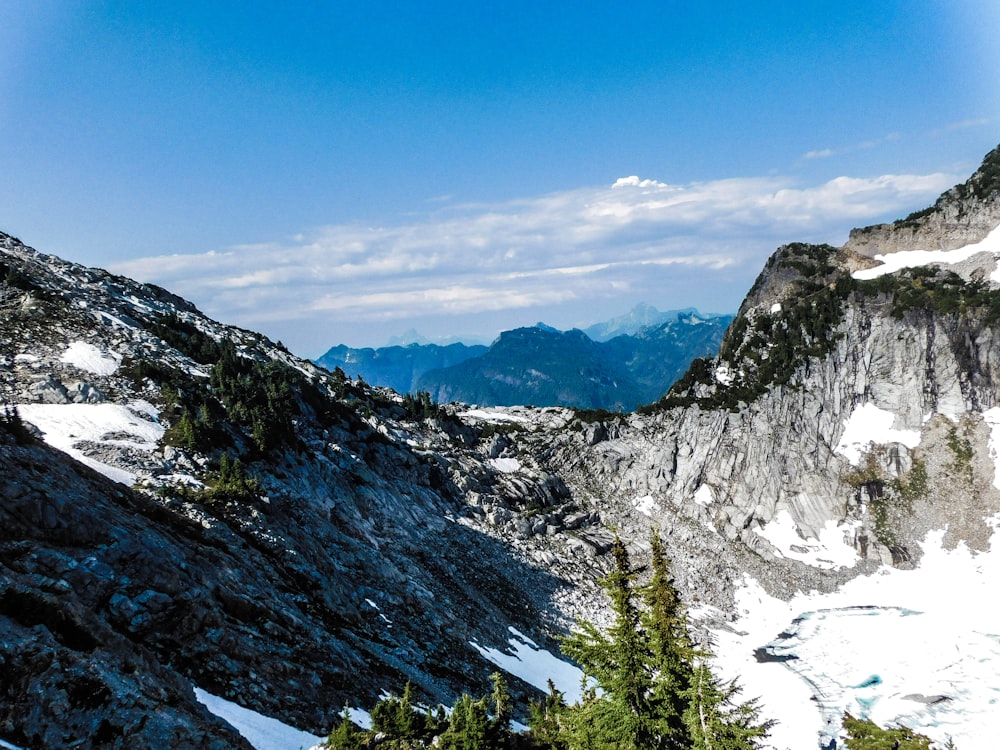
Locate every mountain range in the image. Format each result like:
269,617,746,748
314,307,732,410
1,143,1000,749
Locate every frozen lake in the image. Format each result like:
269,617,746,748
710,525,1000,749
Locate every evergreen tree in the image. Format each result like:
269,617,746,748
681,660,773,750
440,693,490,750
841,713,935,750
326,707,363,750
561,536,655,749
370,682,423,742
643,531,694,748
527,680,568,750
206,453,261,503
490,671,513,745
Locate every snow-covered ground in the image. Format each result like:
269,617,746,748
17,401,164,485
458,409,529,424
489,457,523,473
753,511,860,570
471,626,588,704
194,688,334,750
981,407,1000,489
834,402,921,466
633,494,656,517
694,484,713,506
852,223,1000,281
59,341,121,376
710,523,1000,749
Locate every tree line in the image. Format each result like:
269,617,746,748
325,532,773,750
324,532,955,749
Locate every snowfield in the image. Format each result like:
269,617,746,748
633,494,656,517
17,401,164,485
489,457,523,473
194,688,327,750
710,523,1000,749
981,407,1000,490
753,510,860,570
458,409,529,424
59,341,121,376
834,402,921,466
852,223,1000,281
471,626,588,704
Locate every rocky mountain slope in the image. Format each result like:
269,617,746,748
2,143,1000,748
0,239,603,746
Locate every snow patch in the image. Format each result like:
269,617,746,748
753,510,860,570
834,403,921,466
715,363,735,386
770,302,782,314
60,341,120,376
489,457,522,473
365,598,392,625
633,495,655,517
710,528,1000,749
852,223,1000,281
193,687,326,750
982,407,1000,490
471,626,588,704
17,402,165,485
693,484,713,507
459,409,529,424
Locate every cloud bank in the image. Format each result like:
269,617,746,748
111,170,956,353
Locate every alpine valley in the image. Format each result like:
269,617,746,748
3,144,1000,749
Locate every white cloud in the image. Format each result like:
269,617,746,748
930,117,992,136
111,170,956,352
801,132,901,162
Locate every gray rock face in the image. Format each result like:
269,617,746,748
843,145,1000,260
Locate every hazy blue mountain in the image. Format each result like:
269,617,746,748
583,303,697,341
316,307,731,408
313,341,487,394
416,326,641,409
415,311,732,409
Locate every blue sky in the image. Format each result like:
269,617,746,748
2,1,998,354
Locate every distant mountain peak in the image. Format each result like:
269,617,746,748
387,328,431,346
584,303,710,341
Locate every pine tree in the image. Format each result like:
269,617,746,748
682,660,773,750
440,693,490,750
561,536,655,749
643,531,694,748
490,671,513,745
841,713,935,750
527,680,568,750
325,707,363,750
370,683,423,742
